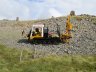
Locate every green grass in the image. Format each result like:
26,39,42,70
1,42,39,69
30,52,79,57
0,45,96,72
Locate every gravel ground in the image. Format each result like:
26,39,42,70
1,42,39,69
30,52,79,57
0,15,96,57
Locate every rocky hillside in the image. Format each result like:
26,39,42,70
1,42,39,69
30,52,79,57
0,15,96,57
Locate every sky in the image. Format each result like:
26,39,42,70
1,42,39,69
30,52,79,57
0,0,96,20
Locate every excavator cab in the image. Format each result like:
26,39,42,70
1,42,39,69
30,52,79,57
27,24,49,41
28,24,44,41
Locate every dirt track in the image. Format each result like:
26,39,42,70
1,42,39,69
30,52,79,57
0,15,96,56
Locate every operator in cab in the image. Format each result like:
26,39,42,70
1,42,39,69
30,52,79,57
35,28,41,36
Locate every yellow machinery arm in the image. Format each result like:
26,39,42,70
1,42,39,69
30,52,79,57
60,15,73,43
65,15,73,36
66,15,72,31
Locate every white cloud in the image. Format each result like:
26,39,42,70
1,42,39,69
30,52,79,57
0,0,30,20
0,0,95,20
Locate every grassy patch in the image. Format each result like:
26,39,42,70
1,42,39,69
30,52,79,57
91,17,96,25
0,44,96,72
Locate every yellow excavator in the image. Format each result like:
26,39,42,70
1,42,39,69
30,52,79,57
26,15,73,43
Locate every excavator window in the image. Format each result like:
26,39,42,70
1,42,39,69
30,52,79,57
34,28,41,36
